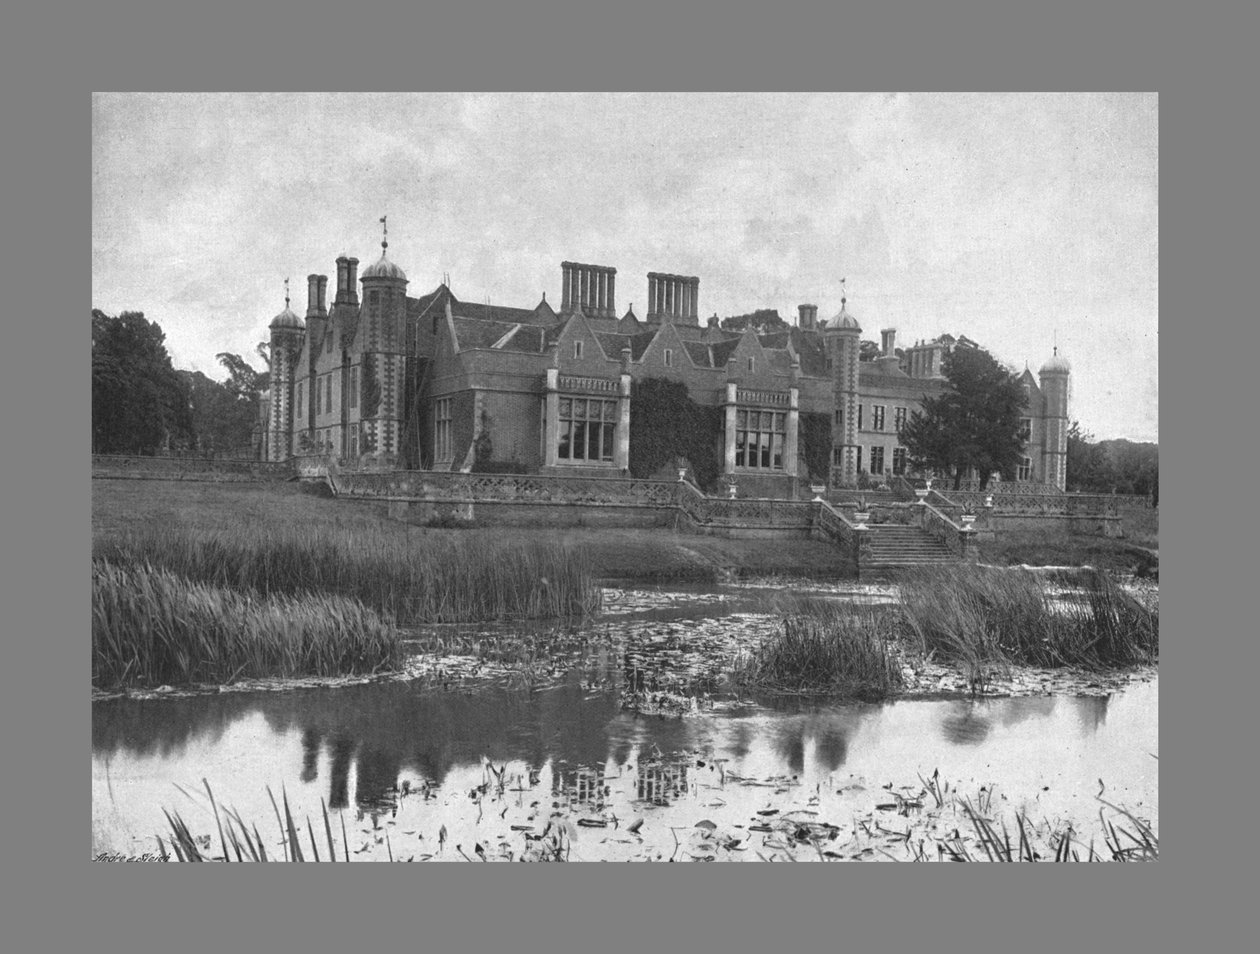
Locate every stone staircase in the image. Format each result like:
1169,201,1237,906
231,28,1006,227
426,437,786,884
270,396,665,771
863,524,962,570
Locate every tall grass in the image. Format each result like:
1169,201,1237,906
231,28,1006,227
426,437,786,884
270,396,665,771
94,522,603,624
734,597,904,699
898,565,1158,673
92,560,402,688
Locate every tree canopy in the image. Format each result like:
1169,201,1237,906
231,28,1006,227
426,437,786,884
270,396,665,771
720,309,787,333
92,309,265,457
1067,422,1158,497
897,346,1028,490
92,309,194,455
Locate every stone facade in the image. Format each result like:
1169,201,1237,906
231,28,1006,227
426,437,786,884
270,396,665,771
264,239,1070,491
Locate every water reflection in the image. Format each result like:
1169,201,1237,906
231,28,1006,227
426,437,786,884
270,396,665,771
93,674,1157,859
940,702,993,746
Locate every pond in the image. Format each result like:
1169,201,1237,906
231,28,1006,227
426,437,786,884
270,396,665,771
92,582,1158,862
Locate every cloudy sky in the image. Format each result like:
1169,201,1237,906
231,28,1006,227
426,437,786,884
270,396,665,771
93,92,1157,441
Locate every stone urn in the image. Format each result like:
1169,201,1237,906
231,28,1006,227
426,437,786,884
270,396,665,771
727,483,738,499
960,514,977,528
915,487,929,503
678,468,687,482
984,494,994,508
810,483,826,502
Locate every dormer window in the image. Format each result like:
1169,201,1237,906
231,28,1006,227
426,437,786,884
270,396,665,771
747,357,755,372
664,348,673,367
573,340,583,360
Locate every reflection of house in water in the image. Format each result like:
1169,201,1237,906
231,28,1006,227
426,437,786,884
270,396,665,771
998,696,1057,729
941,702,993,746
773,724,807,776
1071,695,1110,734
327,738,355,810
636,760,689,805
813,727,849,775
555,766,606,808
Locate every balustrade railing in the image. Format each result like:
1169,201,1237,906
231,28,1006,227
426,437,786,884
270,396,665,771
920,502,971,557
333,470,679,507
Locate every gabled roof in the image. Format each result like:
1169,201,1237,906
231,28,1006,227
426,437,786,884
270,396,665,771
683,341,715,368
451,317,521,351
709,338,741,368
594,332,631,361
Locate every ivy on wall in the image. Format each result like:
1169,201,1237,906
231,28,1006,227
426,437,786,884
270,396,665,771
628,378,723,490
799,411,833,481
361,354,382,419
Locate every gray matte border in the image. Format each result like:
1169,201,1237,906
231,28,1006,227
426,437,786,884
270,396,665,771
6,0,1244,951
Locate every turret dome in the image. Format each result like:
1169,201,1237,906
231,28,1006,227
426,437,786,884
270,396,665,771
1039,349,1071,374
269,281,303,330
269,306,303,329
361,250,407,282
830,303,861,332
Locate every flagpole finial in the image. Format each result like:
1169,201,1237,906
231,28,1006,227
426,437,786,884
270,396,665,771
380,215,388,251
284,277,290,308
841,276,846,307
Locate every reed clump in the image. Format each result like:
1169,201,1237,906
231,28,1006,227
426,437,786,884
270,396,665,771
735,597,904,699
897,565,1157,671
94,522,602,624
92,560,402,688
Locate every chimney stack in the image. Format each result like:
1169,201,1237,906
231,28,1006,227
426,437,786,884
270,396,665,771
346,257,359,302
647,272,700,325
334,256,359,305
798,304,818,330
881,328,896,355
560,262,617,317
318,275,328,314
306,274,328,317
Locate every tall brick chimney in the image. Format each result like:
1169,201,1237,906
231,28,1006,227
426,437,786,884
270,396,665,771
798,304,818,330
306,274,328,317
335,255,360,305
646,272,700,325
881,328,896,355
560,262,617,318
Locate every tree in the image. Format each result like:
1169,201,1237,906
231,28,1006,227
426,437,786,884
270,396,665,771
898,346,1028,490
92,309,193,454
177,353,265,457
720,309,787,333
1066,420,1105,492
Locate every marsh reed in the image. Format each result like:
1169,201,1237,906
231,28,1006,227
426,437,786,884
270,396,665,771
94,522,602,624
92,560,402,688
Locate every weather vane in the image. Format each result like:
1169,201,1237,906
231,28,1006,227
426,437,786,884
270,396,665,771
380,215,388,250
841,276,846,306
284,276,289,307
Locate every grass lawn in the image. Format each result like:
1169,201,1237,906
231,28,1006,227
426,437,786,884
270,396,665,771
92,479,854,581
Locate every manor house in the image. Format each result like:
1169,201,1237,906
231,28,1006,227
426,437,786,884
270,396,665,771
259,230,1070,493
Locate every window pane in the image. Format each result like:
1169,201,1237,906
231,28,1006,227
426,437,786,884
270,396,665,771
737,410,747,429
588,421,601,460
559,398,571,418
775,413,785,432
772,434,783,469
602,422,614,460
606,400,617,421
573,421,586,459
760,434,771,469
573,399,586,419
735,432,746,467
558,422,571,460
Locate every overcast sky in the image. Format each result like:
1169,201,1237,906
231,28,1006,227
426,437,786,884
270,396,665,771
93,92,1157,442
